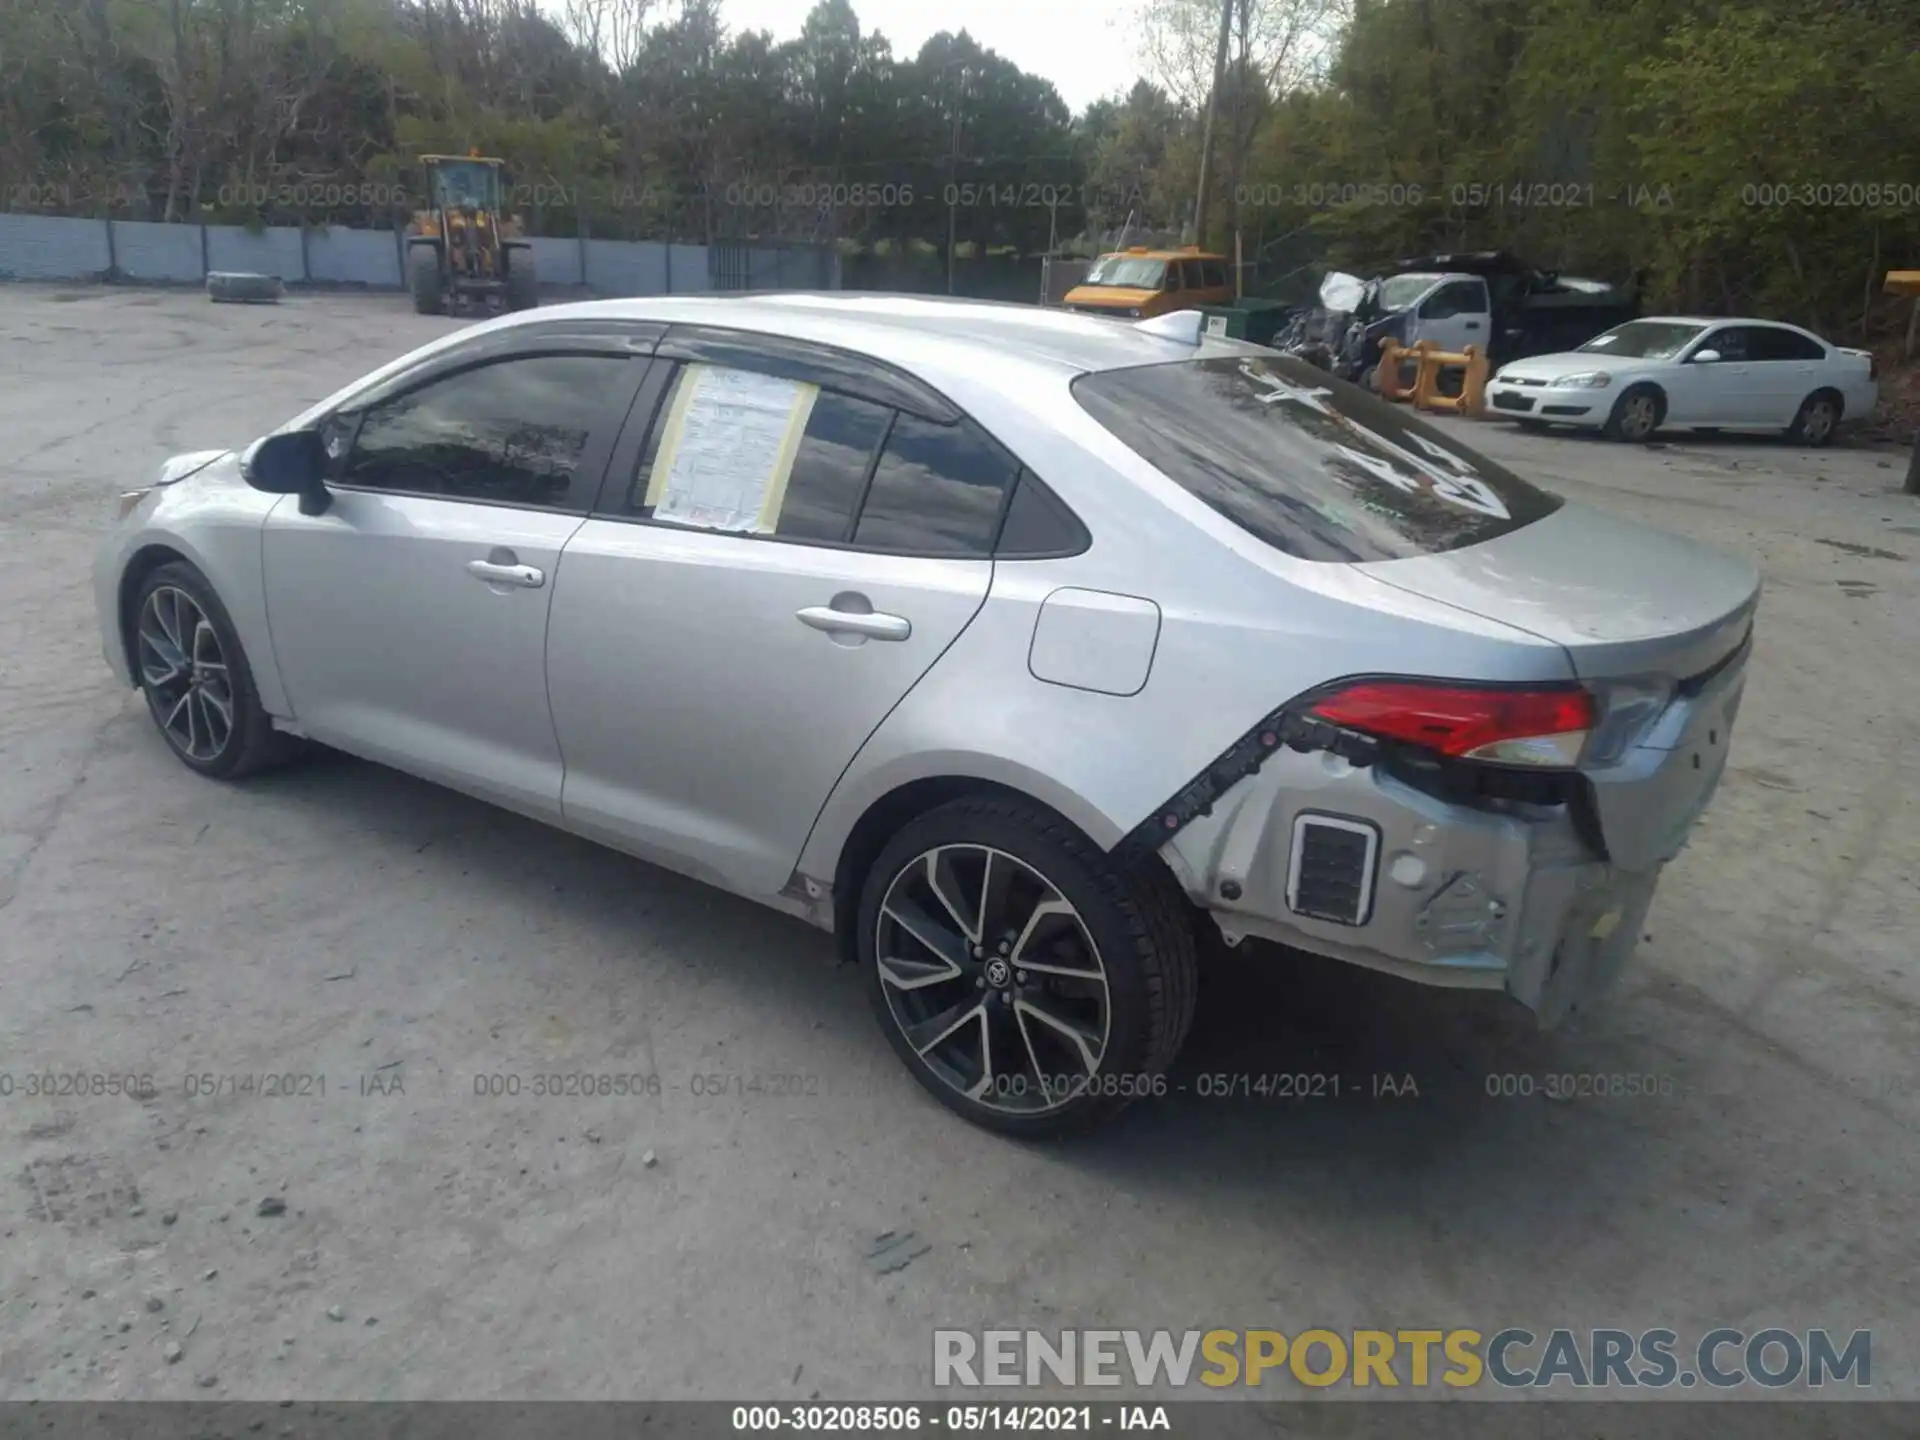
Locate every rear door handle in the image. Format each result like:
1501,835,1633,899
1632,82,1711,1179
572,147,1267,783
467,559,545,588
1463,320,1482,330
796,606,911,642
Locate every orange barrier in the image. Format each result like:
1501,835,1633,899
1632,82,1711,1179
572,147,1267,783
1372,338,1427,401
1410,343,1491,418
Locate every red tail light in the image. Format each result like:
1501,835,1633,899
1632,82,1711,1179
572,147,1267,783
1309,680,1595,767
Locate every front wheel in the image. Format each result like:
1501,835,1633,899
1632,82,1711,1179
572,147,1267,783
1602,384,1663,443
858,796,1198,1137
506,253,538,311
132,562,303,779
408,247,444,316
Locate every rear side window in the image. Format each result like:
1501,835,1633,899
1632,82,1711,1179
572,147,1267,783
852,413,1015,555
630,366,890,540
1200,259,1229,288
1748,327,1825,361
1072,355,1562,562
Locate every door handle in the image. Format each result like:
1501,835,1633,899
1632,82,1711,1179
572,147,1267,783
1463,320,1482,330
796,605,911,642
466,559,545,588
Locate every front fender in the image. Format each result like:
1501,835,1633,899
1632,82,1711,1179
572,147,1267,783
94,458,290,716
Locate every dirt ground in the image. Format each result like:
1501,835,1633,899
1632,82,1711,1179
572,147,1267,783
1,287,1917,1411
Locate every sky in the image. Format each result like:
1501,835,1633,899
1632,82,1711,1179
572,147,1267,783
552,0,1150,114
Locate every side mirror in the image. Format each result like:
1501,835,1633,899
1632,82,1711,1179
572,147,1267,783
1691,349,1722,364
242,430,332,514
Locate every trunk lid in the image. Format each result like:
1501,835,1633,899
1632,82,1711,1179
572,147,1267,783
1356,500,1758,683
1357,502,1759,872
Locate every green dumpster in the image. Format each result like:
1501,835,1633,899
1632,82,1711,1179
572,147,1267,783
1197,298,1296,347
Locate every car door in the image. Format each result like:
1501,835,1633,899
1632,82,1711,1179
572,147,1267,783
1668,325,1756,426
545,334,1012,898
1153,260,1183,316
261,343,646,821
1406,278,1489,354
1747,324,1828,426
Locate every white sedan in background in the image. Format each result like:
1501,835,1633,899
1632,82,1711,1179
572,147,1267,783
1486,316,1879,445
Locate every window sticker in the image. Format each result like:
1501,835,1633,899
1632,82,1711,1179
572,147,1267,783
643,365,820,532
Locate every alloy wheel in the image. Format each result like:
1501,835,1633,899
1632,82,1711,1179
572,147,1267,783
874,844,1110,1115
1619,393,1658,440
137,585,235,763
1802,400,1836,444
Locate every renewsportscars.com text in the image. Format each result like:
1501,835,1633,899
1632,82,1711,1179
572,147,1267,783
932,1328,1872,1390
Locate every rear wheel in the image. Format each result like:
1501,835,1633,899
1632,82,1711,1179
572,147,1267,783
1787,389,1842,447
1602,384,1663,443
133,562,303,780
506,253,538,311
408,246,444,316
859,796,1197,1138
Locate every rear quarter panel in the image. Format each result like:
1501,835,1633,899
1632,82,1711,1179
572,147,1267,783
797,389,1573,883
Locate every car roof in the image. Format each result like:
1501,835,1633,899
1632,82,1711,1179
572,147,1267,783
1630,315,1806,330
515,292,1245,379
288,293,1261,435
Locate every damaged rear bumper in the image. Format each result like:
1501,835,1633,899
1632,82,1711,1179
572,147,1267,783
1156,747,1661,1026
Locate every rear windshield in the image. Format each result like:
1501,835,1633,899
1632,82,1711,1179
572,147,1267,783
1072,355,1563,563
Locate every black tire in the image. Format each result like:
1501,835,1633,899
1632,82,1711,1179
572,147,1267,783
506,253,538,312
131,561,304,780
857,795,1198,1138
1601,384,1664,442
1787,389,1843,447
408,246,444,316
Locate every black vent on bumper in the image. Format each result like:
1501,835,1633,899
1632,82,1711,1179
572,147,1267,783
1286,814,1380,926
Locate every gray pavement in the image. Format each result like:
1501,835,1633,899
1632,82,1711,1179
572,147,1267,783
0,286,1916,1406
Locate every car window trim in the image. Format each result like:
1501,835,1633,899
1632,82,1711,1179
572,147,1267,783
654,324,960,423
338,320,664,415
841,407,900,543
328,350,650,515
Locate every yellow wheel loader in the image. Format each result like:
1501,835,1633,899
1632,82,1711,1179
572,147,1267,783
405,154,538,315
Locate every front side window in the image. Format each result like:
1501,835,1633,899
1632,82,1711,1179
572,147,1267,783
1422,281,1485,319
1073,355,1562,562
1698,328,1750,362
1200,259,1229,288
339,354,630,509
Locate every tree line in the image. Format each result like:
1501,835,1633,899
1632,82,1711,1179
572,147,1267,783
3,0,1917,334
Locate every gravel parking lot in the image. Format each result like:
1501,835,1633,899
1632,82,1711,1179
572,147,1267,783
2,287,1918,1414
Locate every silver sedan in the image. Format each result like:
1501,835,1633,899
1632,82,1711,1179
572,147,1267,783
94,295,1759,1135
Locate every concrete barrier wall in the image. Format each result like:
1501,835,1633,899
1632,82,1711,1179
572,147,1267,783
110,220,205,282
205,225,306,280
307,226,401,287
0,213,113,279
529,235,583,288
0,212,814,297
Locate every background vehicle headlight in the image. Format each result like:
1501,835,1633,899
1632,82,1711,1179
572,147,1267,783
1560,371,1615,389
